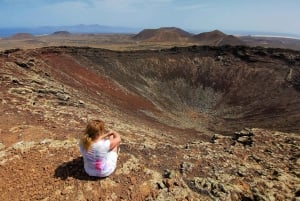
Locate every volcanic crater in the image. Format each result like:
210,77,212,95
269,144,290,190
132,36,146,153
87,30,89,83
0,45,300,200
38,45,300,134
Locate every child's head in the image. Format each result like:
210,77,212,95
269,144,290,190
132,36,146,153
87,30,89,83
85,119,104,139
81,119,105,151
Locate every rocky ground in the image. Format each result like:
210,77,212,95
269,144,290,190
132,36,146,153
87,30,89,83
0,128,299,200
0,47,299,200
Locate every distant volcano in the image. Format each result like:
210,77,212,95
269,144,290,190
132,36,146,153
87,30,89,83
51,31,72,36
192,30,245,46
133,27,245,46
8,33,35,40
133,27,192,42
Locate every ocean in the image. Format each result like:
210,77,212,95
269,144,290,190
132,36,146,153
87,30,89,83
0,27,49,37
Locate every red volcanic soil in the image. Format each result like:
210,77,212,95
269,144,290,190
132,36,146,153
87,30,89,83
39,53,157,112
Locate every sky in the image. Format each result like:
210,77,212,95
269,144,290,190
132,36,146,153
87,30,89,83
0,0,299,35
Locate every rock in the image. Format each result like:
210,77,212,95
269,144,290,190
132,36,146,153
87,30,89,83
56,92,70,101
180,162,193,174
180,163,186,174
236,165,247,177
253,192,268,201
232,129,254,146
15,61,29,68
11,79,23,85
191,177,228,199
163,169,171,178
157,181,166,189
9,87,33,95
210,134,218,143
12,141,36,153
163,178,174,190
210,134,229,144
39,139,53,145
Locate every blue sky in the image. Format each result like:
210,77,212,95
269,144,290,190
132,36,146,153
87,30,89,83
0,0,299,35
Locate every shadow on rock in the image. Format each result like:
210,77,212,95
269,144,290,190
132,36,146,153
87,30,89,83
54,157,104,181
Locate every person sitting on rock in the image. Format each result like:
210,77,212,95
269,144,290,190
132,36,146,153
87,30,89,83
79,119,121,177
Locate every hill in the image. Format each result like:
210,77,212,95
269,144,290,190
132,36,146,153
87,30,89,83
0,46,299,200
51,31,72,36
2,28,300,51
133,28,246,46
8,33,35,40
193,30,245,46
133,27,192,42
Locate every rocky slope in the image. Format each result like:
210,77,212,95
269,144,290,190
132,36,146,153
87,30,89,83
51,45,300,134
0,46,299,200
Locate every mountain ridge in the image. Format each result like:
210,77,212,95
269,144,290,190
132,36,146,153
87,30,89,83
1,26,300,50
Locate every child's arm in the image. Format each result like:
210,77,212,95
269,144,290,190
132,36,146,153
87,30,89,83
107,131,121,150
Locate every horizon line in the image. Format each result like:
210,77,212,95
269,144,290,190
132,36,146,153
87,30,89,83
0,24,300,39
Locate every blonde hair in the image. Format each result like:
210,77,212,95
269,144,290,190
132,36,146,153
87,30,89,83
81,119,104,151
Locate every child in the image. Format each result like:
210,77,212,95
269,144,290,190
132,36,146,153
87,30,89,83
79,119,121,177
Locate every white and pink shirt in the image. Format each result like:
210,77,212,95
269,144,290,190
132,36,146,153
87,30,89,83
80,139,118,177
